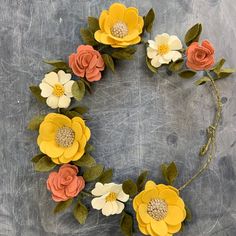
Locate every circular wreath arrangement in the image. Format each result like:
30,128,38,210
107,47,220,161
28,3,235,236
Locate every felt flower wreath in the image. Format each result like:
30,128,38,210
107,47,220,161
28,3,234,236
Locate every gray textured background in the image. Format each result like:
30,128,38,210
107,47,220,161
0,0,236,235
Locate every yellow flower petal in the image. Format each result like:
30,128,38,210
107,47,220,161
145,180,156,190
63,141,79,159
138,204,152,224
38,140,47,154
133,191,144,211
111,36,141,48
167,223,182,234
150,219,168,236
138,225,149,235
175,198,185,209
45,141,65,158
124,8,138,30
71,120,83,141
39,122,57,141
158,189,179,205
142,188,159,203
103,15,114,34
58,155,71,164
84,127,91,141
138,16,144,33
72,116,85,128
164,206,184,225
51,157,60,164
44,113,71,127
108,3,126,21
99,10,108,31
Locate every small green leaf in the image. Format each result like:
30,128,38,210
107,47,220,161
72,80,85,101
29,86,46,104
166,162,178,185
168,59,184,72
72,106,88,114
98,169,113,184
73,153,96,168
161,163,168,181
218,68,235,79
111,51,133,60
43,60,69,69
211,58,225,74
85,143,95,153
73,200,88,225
27,115,45,130
34,155,56,172
178,70,196,79
184,23,202,46
61,110,82,119
102,54,115,72
53,198,73,214
31,153,44,163
80,28,98,46
185,205,192,222
83,164,104,182
122,179,137,197
144,8,155,33
146,56,157,73
87,17,99,33
194,76,211,85
136,171,149,192
120,212,133,236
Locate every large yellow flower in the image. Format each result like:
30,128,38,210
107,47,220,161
133,181,186,236
37,113,91,164
94,3,144,48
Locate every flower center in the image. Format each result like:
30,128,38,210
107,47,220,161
158,44,170,55
111,21,129,38
105,192,117,202
53,83,64,97
147,199,168,221
55,126,75,148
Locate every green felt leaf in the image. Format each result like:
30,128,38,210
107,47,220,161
85,143,95,153
43,60,69,69
146,56,157,73
29,86,46,104
161,164,168,182
178,70,196,78
102,54,115,72
120,211,133,236
161,162,178,185
184,23,202,46
98,169,113,184
83,164,104,182
136,171,149,192
31,153,44,163
80,28,98,46
168,58,184,72
72,106,88,114
61,110,83,119
194,76,211,85
72,80,85,101
211,58,225,74
73,153,96,168
111,51,133,60
27,115,45,130
144,8,155,33
87,17,99,33
53,198,73,214
34,155,56,172
122,179,137,197
73,200,88,225
185,205,192,222
218,68,235,79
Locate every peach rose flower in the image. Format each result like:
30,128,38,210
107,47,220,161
186,40,215,71
47,164,85,202
69,45,105,82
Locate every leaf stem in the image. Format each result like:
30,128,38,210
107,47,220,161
178,71,222,191
81,190,93,198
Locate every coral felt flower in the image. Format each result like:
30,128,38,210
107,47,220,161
147,33,183,68
186,40,215,71
37,113,91,164
94,3,144,48
47,164,85,202
133,181,186,236
91,182,129,216
69,45,105,82
39,70,74,109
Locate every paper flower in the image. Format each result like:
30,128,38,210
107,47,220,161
133,181,186,236
94,3,144,48
147,33,182,68
37,113,90,164
91,182,129,216
47,164,85,202
69,45,105,82
186,40,215,71
39,70,74,109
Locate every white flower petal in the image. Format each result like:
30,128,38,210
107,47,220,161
155,33,170,45
117,190,129,202
116,201,125,214
91,196,106,210
148,40,158,49
58,95,71,108
43,72,59,86
91,182,115,196
102,202,115,216
151,56,161,68
111,201,118,215
46,95,59,109
147,47,158,59
159,55,171,64
169,35,182,50
39,82,53,98
171,51,182,62
58,70,71,85
64,80,75,97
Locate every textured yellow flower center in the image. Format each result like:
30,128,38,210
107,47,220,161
147,199,168,221
111,21,129,38
53,83,64,97
55,126,75,147
158,44,170,55
105,192,117,202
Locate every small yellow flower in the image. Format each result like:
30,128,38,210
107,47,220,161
37,113,91,164
133,181,186,236
94,3,144,48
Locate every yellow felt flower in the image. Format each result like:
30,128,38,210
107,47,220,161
37,113,91,164
133,181,186,236
94,3,144,48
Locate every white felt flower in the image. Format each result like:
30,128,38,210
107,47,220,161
147,33,183,68
91,182,129,216
39,70,74,109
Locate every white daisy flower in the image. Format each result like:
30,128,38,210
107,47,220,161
147,33,183,68
91,182,129,216
39,70,74,109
